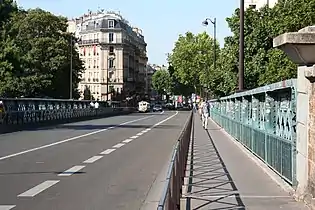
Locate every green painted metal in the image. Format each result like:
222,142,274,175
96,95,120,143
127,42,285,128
209,79,297,185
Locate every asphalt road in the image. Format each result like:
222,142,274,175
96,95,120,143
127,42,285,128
0,111,190,210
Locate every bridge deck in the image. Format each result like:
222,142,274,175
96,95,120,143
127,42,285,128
183,114,309,210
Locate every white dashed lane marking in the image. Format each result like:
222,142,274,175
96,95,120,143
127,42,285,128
122,139,133,143
100,149,115,155
0,206,16,210
83,155,103,164
58,165,85,177
112,143,125,148
0,115,153,162
130,136,138,139
18,180,60,197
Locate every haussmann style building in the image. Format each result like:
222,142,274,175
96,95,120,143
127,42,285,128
67,10,149,101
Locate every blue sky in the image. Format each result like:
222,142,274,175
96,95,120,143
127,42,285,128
16,0,239,65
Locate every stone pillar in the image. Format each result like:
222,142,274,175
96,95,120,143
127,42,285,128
274,26,315,206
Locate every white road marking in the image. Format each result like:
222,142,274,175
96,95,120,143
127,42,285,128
0,115,153,161
58,165,85,176
130,136,138,139
18,180,59,197
100,149,115,155
160,111,165,114
145,128,151,131
152,111,178,128
136,132,143,136
113,143,125,148
107,126,115,129
0,206,16,210
122,139,133,143
83,155,103,163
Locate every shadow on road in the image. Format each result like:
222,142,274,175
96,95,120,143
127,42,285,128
185,128,246,209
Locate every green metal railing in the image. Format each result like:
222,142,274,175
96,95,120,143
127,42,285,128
209,79,297,185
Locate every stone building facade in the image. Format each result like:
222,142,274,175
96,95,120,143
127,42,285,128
67,10,148,101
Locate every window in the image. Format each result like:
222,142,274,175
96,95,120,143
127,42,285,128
249,4,256,9
109,46,114,53
109,33,114,42
109,59,114,68
108,20,114,28
94,60,96,68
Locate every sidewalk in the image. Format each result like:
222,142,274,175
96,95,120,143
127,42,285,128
182,114,309,210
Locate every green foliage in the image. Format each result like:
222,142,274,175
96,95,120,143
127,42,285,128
151,70,171,95
168,32,219,95
169,0,315,97
0,2,84,98
83,85,94,100
168,65,194,96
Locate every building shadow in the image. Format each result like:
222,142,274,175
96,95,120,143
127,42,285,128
184,129,246,210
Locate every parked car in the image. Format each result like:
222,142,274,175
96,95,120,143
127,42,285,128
153,104,163,112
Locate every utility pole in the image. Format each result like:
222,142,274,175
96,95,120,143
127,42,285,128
70,35,73,99
239,0,245,91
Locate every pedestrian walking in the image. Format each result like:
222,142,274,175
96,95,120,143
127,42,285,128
201,99,209,129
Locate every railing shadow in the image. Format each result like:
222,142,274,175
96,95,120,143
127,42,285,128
185,129,246,210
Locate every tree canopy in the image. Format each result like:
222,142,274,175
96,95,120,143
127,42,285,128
168,0,315,98
168,32,219,95
151,69,171,95
0,1,84,98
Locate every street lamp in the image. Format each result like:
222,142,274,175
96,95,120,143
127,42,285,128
70,34,81,99
202,18,216,73
239,0,245,91
107,57,115,101
202,17,216,99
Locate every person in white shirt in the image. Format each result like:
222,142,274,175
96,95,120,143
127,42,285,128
201,100,209,129
90,101,95,108
94,101,99,109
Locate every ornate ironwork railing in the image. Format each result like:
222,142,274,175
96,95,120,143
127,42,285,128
0,98,133,133
209,79,297,185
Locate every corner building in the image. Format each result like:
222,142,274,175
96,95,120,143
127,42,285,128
67,10,148,100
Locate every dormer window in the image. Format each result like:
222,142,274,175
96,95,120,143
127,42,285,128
108,20,114,28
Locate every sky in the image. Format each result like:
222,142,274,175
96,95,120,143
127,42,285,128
15,0,240,65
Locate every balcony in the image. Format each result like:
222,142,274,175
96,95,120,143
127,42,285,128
77,39,99,45
78,38,124,46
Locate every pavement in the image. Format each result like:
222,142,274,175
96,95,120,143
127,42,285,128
182,114,309,210
0,111,190,210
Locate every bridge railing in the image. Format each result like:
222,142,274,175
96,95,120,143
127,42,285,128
157,111,193,210
209,79,297,185
0,98,135,133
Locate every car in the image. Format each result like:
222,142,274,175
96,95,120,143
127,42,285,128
152,104,163,112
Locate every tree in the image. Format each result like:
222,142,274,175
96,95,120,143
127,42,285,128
152,70,171,96
215,0,315,94
168,65,194,96
83,86,94,100
0,7,84,98
168,32,219,96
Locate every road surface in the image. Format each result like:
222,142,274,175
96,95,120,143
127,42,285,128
0,111,190,210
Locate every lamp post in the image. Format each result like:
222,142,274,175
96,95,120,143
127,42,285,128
70,35,73,99
107,57,115,101
239,0,245,91
69,34,81,99
202,18,216,73
202,17,216,99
